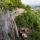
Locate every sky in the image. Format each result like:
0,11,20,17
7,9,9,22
21,0,40,6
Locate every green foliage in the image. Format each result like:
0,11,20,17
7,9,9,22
15,12,39,28
0,0,25,9
15,10,40,40
28,30,40,40
0,0,32,10
0,0,40,40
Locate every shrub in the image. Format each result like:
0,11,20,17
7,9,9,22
15,12,39,29
28,31,40,40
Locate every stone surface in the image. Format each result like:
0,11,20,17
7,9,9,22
0,15,4,40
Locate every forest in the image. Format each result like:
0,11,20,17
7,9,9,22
0,0,40,40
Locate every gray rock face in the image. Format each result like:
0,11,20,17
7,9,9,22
0,9,20,40
0,10,12,40
0,15,4,40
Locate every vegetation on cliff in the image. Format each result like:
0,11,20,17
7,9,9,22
0,0,40,40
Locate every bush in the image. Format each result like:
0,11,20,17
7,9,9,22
28,30,40,40
15,12,40,40
15,12,39,29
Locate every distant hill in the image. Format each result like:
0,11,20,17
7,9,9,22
32,5,40,10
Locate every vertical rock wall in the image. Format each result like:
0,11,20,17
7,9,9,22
0,10,15,40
